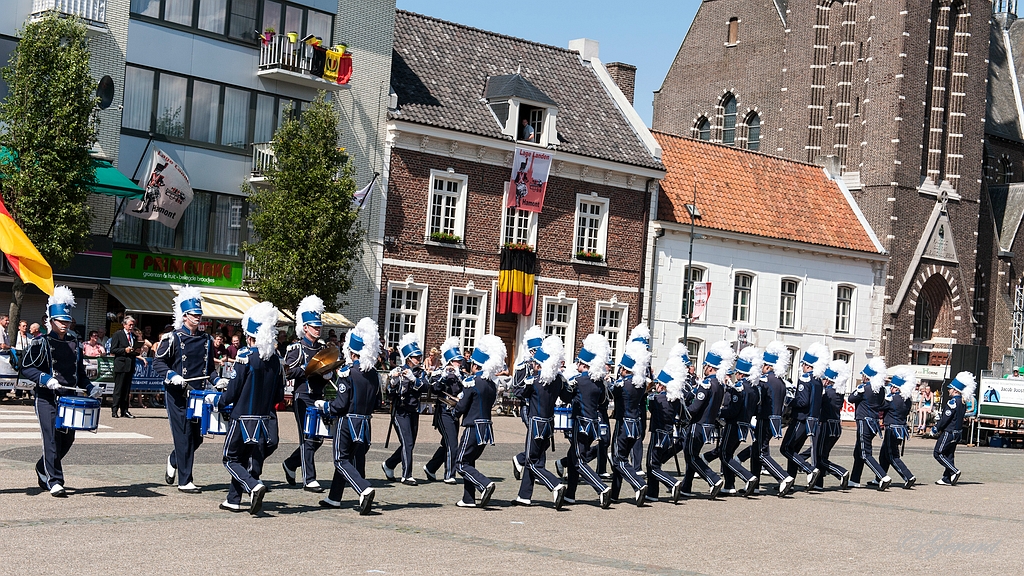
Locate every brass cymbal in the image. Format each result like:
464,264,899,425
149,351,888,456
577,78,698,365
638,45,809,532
305,344,344,376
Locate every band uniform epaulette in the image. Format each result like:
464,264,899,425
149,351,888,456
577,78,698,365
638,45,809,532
462,374,476,388
160,331,174,342
286,342,301,352
699,377,712,389
235,348,252,364
337,365,351,378
947,398,957,409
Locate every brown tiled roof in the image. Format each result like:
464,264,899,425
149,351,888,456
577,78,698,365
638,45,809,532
653,131,881,253
390,11,663,170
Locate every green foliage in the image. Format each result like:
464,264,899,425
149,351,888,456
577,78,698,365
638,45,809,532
0,14,96,268
243,92,364,312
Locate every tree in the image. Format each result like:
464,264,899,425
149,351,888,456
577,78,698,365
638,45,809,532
244,93,363,313
0,14,97,340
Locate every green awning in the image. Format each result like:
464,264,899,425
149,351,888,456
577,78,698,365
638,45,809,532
0,147,144,199
90,159,144,199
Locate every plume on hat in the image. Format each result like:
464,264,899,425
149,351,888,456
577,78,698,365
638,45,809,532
706,340,736,383
578,333,611,380
537,335,565,385
172,285,203,329
738,346,763,384
517,325,545,366
890,366,918,400
562,360,579,382
45,285,76,329
951,371,977,403
628,323,651,348
764,340,791,376
621,340,651,388
863,357,888,392
666,342,691,366
295,294,324,327
805,342,830,378
344,317,381,371
660,354,689,402
243,301,280,360
398,332,422,363
825,359,852,394
440,336,462,366
472,334,507,380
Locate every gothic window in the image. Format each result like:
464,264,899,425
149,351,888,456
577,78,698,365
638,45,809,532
727,18,738,45
721,94,737,145
998,157,1014,184
695,116,711,141
745,112,761,151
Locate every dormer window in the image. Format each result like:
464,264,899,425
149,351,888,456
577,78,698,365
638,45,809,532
484,73,558,146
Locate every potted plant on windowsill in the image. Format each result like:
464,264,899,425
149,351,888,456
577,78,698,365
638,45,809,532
503,242,534,253
430,231,462,245
574,250,604,262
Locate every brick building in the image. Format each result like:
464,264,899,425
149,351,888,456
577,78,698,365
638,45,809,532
652,0,993,367
381,12,664,363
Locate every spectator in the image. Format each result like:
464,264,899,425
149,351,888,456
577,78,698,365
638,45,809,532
520,117,535,142
82,331,106,358
38,315,47,335
388,345,400,369
212,333,227,367
14,320,29,351
276,330,289,356
227,334,241,360
916,383,933,434
110,316,140,418
424,347,441,372
29,323,41,338
0,314,10,350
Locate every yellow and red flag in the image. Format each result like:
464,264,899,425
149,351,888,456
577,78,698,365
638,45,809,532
0,195,53,295
497,247,536,316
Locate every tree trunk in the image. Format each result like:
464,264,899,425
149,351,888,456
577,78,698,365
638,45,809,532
8,275,25,344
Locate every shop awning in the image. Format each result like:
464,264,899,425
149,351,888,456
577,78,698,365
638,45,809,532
279,310,354,329
106,284,261,321
0,148,144,199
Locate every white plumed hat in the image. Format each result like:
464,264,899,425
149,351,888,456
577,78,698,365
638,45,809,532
296,294,324,327
344,317,381,372
628,323,651,349
763,340,791,376
861,357,888,392
656,354,689,402
242,301,280,359
823,359,852,395
704,340,736,383
619,340,651,388
889,366,918,400
46,285,76,328
469,334,507,380
949,371,977,403
577,333,611,380
440,336,463,365
534,335,565,385
398,332,423,363
172,285,204,329
803,342,830,379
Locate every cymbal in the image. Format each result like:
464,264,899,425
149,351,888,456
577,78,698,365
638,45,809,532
305,344,344,376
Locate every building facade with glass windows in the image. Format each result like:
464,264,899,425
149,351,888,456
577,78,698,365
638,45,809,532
650,131,888,377
1,0,395,333
380,12,664,364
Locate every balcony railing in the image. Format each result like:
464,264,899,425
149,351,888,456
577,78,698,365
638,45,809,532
257,35,349,90
251,142,275,178
32,0,106,24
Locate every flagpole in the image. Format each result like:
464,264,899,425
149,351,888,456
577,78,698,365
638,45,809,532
683,181,698,347
107,134,155,236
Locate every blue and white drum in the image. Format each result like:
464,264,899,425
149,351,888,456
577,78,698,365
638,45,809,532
304,405,336,439
553,406,573,431
56,396,101,431
187,389,217,420
200,394,228,435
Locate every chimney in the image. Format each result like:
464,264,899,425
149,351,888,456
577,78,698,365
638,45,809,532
605,62,637,105
569,38,600,62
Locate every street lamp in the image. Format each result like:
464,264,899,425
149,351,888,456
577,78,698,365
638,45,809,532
682,185,702,349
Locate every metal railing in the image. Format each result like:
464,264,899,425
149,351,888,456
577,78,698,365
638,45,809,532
32,0,106,23
259,35,317,75
251,142,275,177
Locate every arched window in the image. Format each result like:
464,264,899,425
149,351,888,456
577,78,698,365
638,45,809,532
913,296,933,340
721,94,737,145
998,157,1014,184
727,17,739,45
695,116,711,141
732,272,753,323
745,112,760,151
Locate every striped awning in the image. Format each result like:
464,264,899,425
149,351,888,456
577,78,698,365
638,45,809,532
105,284,261,321
279,309,354,328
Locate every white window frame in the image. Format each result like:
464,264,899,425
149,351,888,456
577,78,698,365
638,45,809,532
385,280,429,349
572,193,610,261
447,285,489,353
680,337,703,367
541,295,578,349
833,350,852,363
779,278,800,330
681,265,707,321
595,300,629,364
425,169,469,243
500,183,539,247
787,346,801,382
835,284,854,334
732,271,755,325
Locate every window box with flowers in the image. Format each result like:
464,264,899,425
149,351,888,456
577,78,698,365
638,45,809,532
503,242,535,253
429,231,463,245
574,250,605,263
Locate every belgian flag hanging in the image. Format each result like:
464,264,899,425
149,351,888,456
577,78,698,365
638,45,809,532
497,247,536,316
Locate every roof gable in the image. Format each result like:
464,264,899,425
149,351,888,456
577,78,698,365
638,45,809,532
653,131,881,254
483,74,557,106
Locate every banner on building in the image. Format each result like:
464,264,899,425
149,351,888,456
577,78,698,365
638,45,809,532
507,147,552,213
126,148,194,228
978,377,1024,419
691,281,711,320
111,249,242,289
321,47,353,85
497,247,536,316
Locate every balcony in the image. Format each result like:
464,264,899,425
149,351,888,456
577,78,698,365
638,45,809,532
258,35,350,91
249,142,274,189
31,0,107,33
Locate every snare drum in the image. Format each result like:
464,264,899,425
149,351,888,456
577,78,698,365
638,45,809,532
187,389,217,420
304,405,336,439
201,401,230,436
553,406,573,431
56,396,101,431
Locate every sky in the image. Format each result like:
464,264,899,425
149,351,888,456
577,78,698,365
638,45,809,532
394,0,704,127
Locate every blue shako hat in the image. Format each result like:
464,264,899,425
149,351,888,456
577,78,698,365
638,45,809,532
398,333,423,363
46,286,76,324
441,336,463,364
296,295,324,327
823,366,839,381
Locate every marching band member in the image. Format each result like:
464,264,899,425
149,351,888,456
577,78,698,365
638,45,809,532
22,286,102,497
214,302,284,514
781,342,828,489
383,333,429,485
562,334,613,509
282,295,330,493
511,326,544,480
933,371,974,486
848,358,891,490
626,325,652,477
316,318,382,514
880,367,917,488
716,346,759,497
811,359,851,489
680,340,729,499
645,345,687,503
153,286,227,494
737,341,795,496
609,340,651,506
513,335,573,508
452,334,504,508
424,337,465,485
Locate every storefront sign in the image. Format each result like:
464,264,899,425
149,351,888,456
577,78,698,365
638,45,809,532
891,364,950,382
111,249,242,289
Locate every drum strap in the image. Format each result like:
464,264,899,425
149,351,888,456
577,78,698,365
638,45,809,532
530,417,553,441
474,419,494,445
345,414,371,443
239,416,269,445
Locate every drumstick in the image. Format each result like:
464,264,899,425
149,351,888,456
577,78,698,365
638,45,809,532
57,386,87,395
182,376,211,382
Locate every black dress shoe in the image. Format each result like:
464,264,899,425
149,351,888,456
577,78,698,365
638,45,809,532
122,412,135,419
110,412,119,418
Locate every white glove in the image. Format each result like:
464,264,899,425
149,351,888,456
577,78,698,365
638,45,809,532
170,374,185,387
89,386,103,399
750,416,757,429
856,384,865,394
215,378,229,390
41,374,59,390
314,400,327,412
204,394,216,405
456,392,464,400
